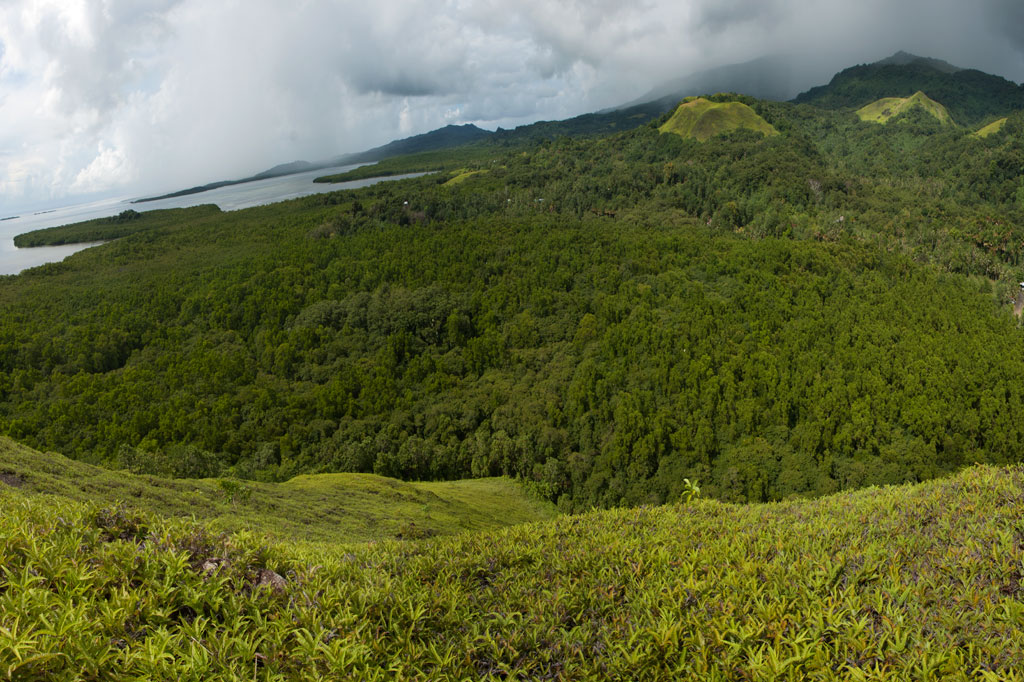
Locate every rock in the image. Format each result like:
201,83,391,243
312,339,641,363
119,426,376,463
201,558,228,573
256,568,287,593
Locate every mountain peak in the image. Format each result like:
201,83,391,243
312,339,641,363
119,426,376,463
873,51,962,74
855,91,954,125
793,51,1020,125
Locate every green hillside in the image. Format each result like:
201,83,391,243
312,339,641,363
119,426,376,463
658,97,778,141
9,58,1024,680
793,56,1024,125
3,463,1023,679
6,101,1024,511
855,91,953,125
0,437,554,545
972,117,1008,138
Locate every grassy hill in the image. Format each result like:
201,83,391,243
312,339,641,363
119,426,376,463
855,91,954,125
2,462,1023,679
0,437,555,545
658,97,778,141
973,117,1008,139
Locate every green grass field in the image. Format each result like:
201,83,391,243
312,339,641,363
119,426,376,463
0,437,555,546
658,98,778,141
442,169,490,186
2,458,1023,679
972,117,1008,138
855,91,954,125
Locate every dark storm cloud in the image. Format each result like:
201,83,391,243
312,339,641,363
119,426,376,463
695,0,785,34
989,0,1024,51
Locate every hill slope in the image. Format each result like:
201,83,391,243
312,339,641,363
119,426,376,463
658,97,778,141
972,117,1008,138
340,124,492,165
855,91,954,125
0,437,555,545
2,464,1023,679
794,52,1024,125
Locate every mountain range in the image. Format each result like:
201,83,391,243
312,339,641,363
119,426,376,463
613,53,841,110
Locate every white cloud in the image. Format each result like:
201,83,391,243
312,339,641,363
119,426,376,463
71,142,132,193
1,0,1023,213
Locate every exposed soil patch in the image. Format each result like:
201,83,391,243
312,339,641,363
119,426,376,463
1001,570,1023,597
0,471,26,488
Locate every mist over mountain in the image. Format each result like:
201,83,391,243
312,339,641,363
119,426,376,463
874,50,962,73
616,54,844,109
134,124,493,203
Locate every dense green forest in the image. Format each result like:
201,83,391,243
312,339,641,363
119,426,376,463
13,206,223,247
4,89,1024,511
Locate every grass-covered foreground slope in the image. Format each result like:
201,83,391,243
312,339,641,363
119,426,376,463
0,437,554,545
658,97,778,141
855,91,953,125
3,465,1024,680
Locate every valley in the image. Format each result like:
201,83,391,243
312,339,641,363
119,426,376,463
4,50,1024,679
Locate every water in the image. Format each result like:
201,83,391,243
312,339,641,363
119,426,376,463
0,164,423,276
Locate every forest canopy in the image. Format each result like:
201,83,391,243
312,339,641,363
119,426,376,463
4,96,1024,511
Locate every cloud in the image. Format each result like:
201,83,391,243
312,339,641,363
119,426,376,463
695,0,786,35
1,0,1024,213
989,0,1024,52
71,142,133,194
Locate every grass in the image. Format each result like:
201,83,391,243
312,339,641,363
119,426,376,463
3,456,1024,679
658,98,778,142
856,91,954,125
442,169,490,186
0,437,555,546
972,117,1008,138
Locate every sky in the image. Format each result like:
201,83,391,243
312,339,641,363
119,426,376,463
1,0,1023,215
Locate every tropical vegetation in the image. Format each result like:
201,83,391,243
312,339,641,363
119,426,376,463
2,459,1023,680
5,53,1024,681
